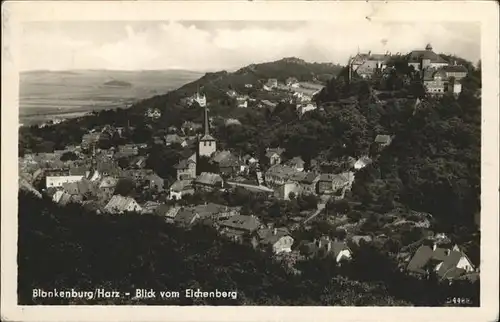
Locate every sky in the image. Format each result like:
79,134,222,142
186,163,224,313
19,21,481,72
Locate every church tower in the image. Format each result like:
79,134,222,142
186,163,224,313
198,105,216,157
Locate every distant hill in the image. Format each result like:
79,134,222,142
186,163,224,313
130,57,343,112
103,79,133,87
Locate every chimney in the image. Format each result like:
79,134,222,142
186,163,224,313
273,228,277,235
432,243,437,251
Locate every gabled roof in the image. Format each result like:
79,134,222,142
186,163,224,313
220,215,261,232
265,164,299,179
169,179,193,192
301,172,320,184
443,65,468,73
104,195,140,213
174,158,196,170
69,166,88,176
408,49,448,64
194,172,223,186
165,134,185,144
265,147,285,158
193,203,235,218
155,204,181,219
257,227,291,245
375,134,392,144
174,209,199,226
407,245,473,279
286,156,305,167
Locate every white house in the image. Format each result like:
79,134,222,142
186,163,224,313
46,175,84,189
104,195,142,214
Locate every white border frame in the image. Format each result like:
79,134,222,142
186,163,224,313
2,1,499,321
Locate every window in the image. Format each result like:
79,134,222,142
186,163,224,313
203,142,206,146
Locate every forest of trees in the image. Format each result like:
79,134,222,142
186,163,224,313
18,191,479,306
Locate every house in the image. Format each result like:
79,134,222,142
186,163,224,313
442,64,468,80
144,172,164,191
244,83,253,88
219,215,261,243
447,78,463,95
265,147,285,166
354,156,372,170
132,156,147,169
406,243,476,281
174,158,197,181
422,68,447,95
193,172,224,192
264,78,278,90
145,108,161,119
115,144,139,158
174,209,200,228
62,179,94,197
317,172,355,195
408,44,449,71
297,102,317,115
374,134,393,148
46,175,85,189
165,134,187,147
264,164,301,187
155,205,182,224
52,190,77,206
236,95,248,108
187,92,207,108
350,52,391,78
291,87,318,103
260,100,277,111
299,172,320,195
81,133,101,151
104,195,142,214
194,203,240,221
285,156,305,172
141,201,161,214
242,154,258,165
300,236,353,263
276,181,303,200
210,150,241,175
99,176,118,198
253,227,294,254
285,77,299,87
168,179,195,200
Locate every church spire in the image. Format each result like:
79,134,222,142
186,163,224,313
204,106,210,136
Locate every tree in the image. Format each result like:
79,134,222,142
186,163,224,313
114,178,135,196
60,151,78,161
347,210,362,223
117,157,130,169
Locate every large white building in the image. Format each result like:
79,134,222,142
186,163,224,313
408,44,449,71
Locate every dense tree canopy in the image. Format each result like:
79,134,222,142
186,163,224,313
18,192,478,306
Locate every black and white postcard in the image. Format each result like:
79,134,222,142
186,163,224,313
1,1,499,321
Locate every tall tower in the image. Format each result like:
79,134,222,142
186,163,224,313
198,105,216,157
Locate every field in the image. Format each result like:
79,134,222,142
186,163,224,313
19,69,203,125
